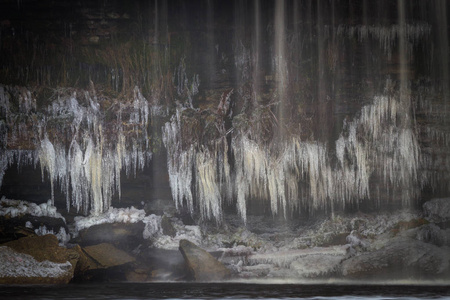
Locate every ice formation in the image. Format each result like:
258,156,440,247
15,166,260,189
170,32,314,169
0,84,152,216
0,197,64,220
163,108,231,222
163,84,422,222
0,246,72,278
73,206,147,232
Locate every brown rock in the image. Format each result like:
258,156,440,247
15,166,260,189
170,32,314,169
179,239,231,281
82,243,135,268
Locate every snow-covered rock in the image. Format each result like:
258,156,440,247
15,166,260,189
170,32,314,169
0,197,65,220
0,246,73,284
0,234,78,284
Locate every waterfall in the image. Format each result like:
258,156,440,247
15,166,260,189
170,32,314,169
0,0,449,222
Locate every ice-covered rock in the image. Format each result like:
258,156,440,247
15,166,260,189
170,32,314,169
341,237,450,279
248,245,350,269
423,198,450,223
0,246,73,284
73,206,146,232
0,197,65,220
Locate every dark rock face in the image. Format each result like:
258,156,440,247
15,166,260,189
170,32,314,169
179,239,230,281
0,234,78,284
341,237,450,279
75,222,145,252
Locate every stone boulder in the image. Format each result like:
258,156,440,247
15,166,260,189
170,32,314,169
179,239,231,281
0,234,78,284
423,198,450,223
74,222,145,252
82,243,135,268
341,237,450,279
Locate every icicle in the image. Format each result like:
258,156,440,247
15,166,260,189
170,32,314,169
39,137,56,205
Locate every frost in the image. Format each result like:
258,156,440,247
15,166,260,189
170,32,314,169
0,246,72,278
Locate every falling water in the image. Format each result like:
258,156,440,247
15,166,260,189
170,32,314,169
0,0,449,223
274,0,287,140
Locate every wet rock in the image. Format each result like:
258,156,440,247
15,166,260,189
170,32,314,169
0,234,78,284
179,239,231,281
423,198,450,223
82,243,135,268
75,222,145,252
341,237,450,279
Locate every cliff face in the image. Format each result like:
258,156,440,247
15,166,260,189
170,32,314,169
0,1,449,222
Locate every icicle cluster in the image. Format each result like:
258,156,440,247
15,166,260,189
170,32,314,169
0,84,152,216
163,108,231,222
163,87,422,223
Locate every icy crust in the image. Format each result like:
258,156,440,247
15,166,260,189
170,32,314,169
0,197,64,220
0,246,72,278
74,206,147,232
209,209,424,279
